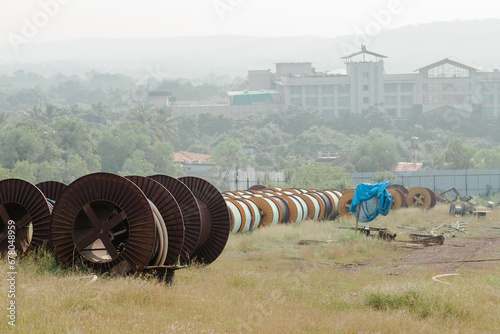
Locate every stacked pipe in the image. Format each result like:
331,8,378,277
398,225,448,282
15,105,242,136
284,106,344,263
0,173,230,275
224,184,437,234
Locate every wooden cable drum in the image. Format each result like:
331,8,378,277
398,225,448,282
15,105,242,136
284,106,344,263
241,198,261,231
314,191,334,220
297,193,320,221
262,195,284,224
225,200,239,234
270,195,290,224
225,198,246,234
323,190,340,220
264,187,282,192
248,196,280,227
305,193,326,221
389,184,408,195
276,194,301,224
425,188,437,208
338,190,355,217
289,194,308,221
387,188,403,210
235,198,253,233
248,184,266,191
406,187,433,209
36,181,68,202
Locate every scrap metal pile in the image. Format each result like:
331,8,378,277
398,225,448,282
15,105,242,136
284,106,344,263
223,185,437,234
0,173,230,277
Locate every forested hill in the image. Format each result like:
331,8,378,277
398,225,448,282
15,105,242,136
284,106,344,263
1,19,500,78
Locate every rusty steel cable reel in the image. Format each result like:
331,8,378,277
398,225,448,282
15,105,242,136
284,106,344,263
0,178,52,253
49,173,157,273
178,176,231,265
36,181,68,203
125,176,184,266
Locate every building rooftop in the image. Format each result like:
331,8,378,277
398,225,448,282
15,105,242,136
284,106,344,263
393,162,423,172
174,151,214,164
415,57,482,72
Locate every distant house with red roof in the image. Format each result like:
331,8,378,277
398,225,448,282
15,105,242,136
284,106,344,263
174,151,216,177
392,162,423,172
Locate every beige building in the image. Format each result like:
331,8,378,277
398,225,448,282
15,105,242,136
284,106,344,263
254,45,500,119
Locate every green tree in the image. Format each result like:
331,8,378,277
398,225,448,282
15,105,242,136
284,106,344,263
349,131,398,172
119,150,155,176
474,147,500,169
212,138,252,173
0,164,11,181
127,104,178,143
145,141,181,176
11,160,38,183
97,121,150,173
442,138,475,170
284,162,352,190
0,126,45,169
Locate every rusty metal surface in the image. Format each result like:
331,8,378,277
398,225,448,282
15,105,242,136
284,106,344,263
0,178,52,252
149,174,200,264
35,181,68,202
126,176,184,266
179,176,231,265
49,173,156,273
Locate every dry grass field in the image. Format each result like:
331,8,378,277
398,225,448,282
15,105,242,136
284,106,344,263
1,204,499,333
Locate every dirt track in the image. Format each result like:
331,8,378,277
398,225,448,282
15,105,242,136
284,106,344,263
393,232,500,270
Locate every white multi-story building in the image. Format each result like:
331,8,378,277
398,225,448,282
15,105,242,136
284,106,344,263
259,45,500,119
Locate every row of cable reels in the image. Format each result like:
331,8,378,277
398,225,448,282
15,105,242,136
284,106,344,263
223,186,344,234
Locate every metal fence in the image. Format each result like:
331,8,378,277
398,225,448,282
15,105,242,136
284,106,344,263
350,169,500,197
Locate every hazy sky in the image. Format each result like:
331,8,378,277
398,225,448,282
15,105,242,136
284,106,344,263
1,0,500,44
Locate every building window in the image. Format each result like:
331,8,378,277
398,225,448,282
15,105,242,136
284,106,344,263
401,96,413,105
363,84,369,91
306,97,318,107
385,83,397,93
385,96,397,105
363,97,369,104
482,83,496,93
401,83,414,92
338,109,349,117
424,83,472,91
322,85,334,94
427,63,470,78
322,97,334,107
290,97,302,106
305,85,318,95
363,72,369,78
338,85,350,94
482,94,494,104
322,110,335,119
424,94,471,104
401,108,413,118
482,107,495,117
290,86,302,95
338,96,350,107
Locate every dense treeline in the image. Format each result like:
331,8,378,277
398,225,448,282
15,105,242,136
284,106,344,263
1,70,500,189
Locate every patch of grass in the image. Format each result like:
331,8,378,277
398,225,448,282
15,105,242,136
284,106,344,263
365,288,466,319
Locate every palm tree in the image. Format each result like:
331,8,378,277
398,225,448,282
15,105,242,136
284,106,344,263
127,104,179,143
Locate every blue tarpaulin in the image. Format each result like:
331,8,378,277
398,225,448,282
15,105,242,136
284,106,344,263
349,181,392,222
